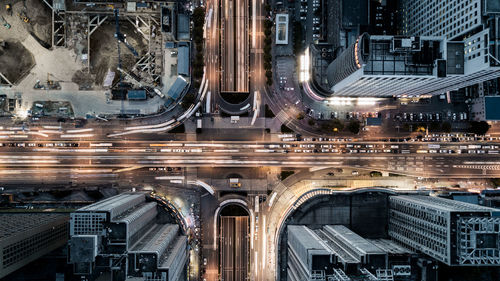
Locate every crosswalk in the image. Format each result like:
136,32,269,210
453,165,500,170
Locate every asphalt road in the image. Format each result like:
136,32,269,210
0,141,500,178
221,216,248,281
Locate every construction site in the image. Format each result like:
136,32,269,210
0,0,191,117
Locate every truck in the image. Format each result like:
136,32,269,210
229,178,241,188
197,119,202,129
154,88,165,98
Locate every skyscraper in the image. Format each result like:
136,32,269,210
324,1,500,97
0,213,69,279
389,195,500,266
68,192,187,281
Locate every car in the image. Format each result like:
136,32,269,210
203,258,207,266
352,171,359,175
452,113,457,121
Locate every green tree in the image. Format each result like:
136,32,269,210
296,112,305,120
468,121,490,135
348,120,360,134
441,121,452,133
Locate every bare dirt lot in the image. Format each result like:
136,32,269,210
89,21,148,86
0,0,52,46
0,40,35,83
0,0,52,83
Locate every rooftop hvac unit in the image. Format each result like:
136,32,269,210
391,37,420,52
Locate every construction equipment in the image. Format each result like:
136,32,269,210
0,16,10,29
5,4,12,16
114,9,138,57
18,11,29,23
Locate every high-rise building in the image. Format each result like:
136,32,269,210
400,0,500,93
68,192,187,281
324,1,500,97
389,195,500,266
287,225,414,281
325,33,500,97
0,213,69,279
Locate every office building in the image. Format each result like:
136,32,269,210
68,192,187,281
325,33,500,97
400,0,500,94
471,96,500,121
0,213,69,279
389,195,500,266
287,225,414,281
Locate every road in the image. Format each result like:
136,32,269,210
221,216,248,281
0,141,500,180
220,0,248,92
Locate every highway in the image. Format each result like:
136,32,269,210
221,216,248,281
0,141,500,178
221,0,249,92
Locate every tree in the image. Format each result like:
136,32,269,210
441,121,452,133
321,118,343,133
468,121,490,135
181,92,196,110
293,21,304,55
296,112,305,120
348,120,360,134
308,119,315,126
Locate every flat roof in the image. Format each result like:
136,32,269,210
167,76,188,100
177,14,190,40
485,96,500,120
0,213,68,242
324,225,385,255
127,90,147,100
177,46,190,77
391,195,500,213
275,14,289,45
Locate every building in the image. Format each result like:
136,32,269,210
287,225,414,281
325,32,500,97
471,96,500,121
400,0,482,40
0,213,69,279
275,14,289,45
399,0,500,94
68,192,187,281
389,195,500,266
177,44,190,77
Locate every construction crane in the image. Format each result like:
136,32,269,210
114,9,138,57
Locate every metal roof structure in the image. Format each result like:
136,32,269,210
77,193,146,219
177,14,190,40
130,224,179,255
167,76,188,100
127,90,147,100
0,213,67,241
391,195,500,213
177,46,190,77
323,225,386,257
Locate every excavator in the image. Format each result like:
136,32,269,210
18,11,29,23
5,4,12,16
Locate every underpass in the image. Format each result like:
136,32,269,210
220,205,249,281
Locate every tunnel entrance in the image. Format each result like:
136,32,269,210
219,204,249,281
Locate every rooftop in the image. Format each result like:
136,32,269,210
391,195,500,213
0,213,68,241
485,96,500,121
